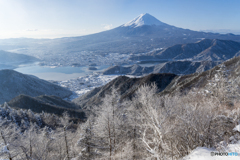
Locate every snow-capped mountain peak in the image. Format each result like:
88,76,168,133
122,13,164,28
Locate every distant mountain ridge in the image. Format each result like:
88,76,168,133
102,61,221,76
131,39,240,61
0,70,72,104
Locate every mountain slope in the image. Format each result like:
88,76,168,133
7,95,86,119
0,70,72,104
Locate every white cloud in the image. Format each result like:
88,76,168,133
102,24,113,30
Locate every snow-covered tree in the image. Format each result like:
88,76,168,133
94,88,125,159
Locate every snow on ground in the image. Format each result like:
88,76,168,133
182,142,240,160
182,147,215,160
182,124,240,160
182,146,240,160
55,73,118,100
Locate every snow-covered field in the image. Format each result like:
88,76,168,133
52,73,119,100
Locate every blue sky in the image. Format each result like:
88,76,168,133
0,0,240,39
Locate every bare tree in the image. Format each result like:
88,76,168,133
134,83,230,159
94,88,124,159
75,115,98,160
19,123,38,160
0,119,19,160
60,112,72,160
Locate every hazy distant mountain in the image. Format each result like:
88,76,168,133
201,29,240,35
102,61,221,76
131,39,240,61
0,70,72,104
0,50,39,65
8,95,85,119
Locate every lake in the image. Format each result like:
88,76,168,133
14,63,110,81
12,61,165,81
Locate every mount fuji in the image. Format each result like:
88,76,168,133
43,13,240,55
